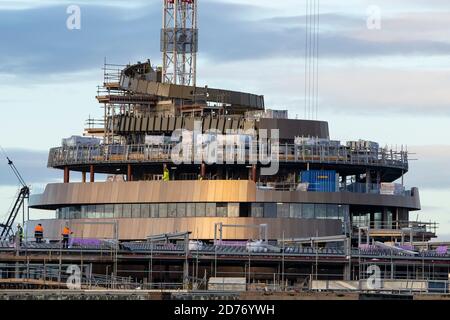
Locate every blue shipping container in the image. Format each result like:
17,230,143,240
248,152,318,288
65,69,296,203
300,170,337,192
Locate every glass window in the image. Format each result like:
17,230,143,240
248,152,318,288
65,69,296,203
86,206,97,218
315,204,327,219
72,206,81,219
206,203,216,217
61,207,69,220
168,204,177,217
132,204,141,218
228,203,239,217
81,206,88,219
95,205,105,218
123,204,132,218
264,203,277,218
114,204,123,218
327,205,339,219
186,203,196,217
216,203,227,217
290,203,302,218
159,204,168,218
150,204,159,218
277,203,290,218
251,203,264,218
104,205,114,218
374,212,382,229
195,203,206,217
338,205,349,221
302,204,315,219
177,203,186,217
141,204,150,218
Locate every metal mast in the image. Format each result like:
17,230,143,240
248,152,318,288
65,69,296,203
161,0,198,86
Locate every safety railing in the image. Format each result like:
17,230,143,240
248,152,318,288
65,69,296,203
48,143,409,170
256,181,413,197
352,220,438,233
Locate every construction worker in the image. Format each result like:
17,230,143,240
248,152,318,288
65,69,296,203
61,225,73,249
163,165,170,181
34,223,44,243
16,224,23,247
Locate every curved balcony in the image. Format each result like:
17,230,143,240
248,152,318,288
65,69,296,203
47,143,409,171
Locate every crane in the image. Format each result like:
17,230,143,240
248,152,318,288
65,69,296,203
0,150,30,241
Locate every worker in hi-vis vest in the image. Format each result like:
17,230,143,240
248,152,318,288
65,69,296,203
163,165,170,181
16,224,24,246
61,225,73,249
34,224,44,243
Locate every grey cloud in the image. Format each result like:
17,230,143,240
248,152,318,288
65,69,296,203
2,3,450,77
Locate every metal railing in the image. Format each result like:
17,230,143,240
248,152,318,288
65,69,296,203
48,143,409,170
256,181,413,196
352,220,438,234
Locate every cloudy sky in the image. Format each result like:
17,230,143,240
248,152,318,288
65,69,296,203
0,0,449,239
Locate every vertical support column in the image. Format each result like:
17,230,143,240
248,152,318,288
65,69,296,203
200,163,206,179
90,165,95,183
342,175,347,191
82,171,86,183
63,167,70,183
127,164,133,182
365,169,371,193
251,164,257,183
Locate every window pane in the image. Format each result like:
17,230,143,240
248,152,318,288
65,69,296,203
177,203,186,217
140,204,149,218
216,203,227,217
96,205,105,218
206,203,216,217
315,204,327,219
132,204,141,218
123,204,132,218
150,204,159,218
290,203,302,218
302,204,315,219
251,203,264,218
81,206,88,219
277,203,290,218
72,206,81,219
228,203,239,217
195,203,205,217
114,204,123,218
186,203,195,217
104,205,114,218
159,204,168,218
168,204,177,217
327,205,338,219
264,203,277,218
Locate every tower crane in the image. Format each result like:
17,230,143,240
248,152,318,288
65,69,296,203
0,152,30,241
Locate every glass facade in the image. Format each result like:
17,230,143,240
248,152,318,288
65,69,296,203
56,203,349,221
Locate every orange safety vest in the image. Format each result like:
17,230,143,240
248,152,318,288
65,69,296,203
35,225,43,233
62,227,71,236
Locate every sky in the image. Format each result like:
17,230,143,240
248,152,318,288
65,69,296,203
0,0,449,239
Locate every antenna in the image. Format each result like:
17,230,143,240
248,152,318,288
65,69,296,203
161,0,198,86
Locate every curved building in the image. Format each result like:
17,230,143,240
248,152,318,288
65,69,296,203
28,59,432,244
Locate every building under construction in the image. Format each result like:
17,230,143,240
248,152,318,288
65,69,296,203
1,0,449,296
